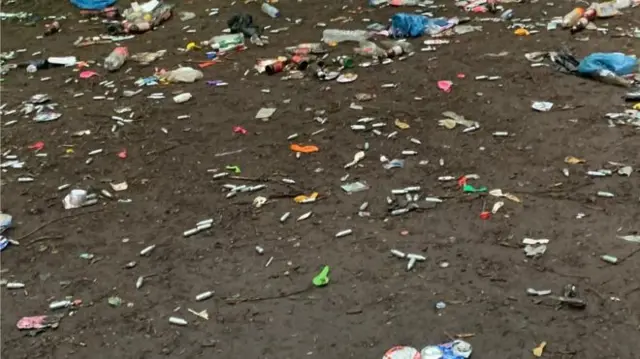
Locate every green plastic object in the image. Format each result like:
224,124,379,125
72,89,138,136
312,265,330,287
225,165,241,173
463,184,487,193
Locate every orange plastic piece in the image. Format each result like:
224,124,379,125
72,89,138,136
290,144,319,153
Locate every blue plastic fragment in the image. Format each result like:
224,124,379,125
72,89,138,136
390,13,430,37
577,52,639,76
69,0,117,11
0,237,9,252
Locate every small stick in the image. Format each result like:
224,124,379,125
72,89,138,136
15,209,105,241
26,235,64,246
225,286,313,304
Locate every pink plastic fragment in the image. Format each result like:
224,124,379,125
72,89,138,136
233,126,248,135
437,80,453,93
79,71,99,79
17,315,52,330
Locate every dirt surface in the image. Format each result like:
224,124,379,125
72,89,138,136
1,0,639,358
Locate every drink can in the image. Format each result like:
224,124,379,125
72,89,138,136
265,61,286,75
383,346,420,359
290,55,310,70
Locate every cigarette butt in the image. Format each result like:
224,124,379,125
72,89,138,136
407,253,426,261
195,291,214,301
169,317,188,326
140,244,156,256
280,212,290,223
183,228,200,237
407,257,416,271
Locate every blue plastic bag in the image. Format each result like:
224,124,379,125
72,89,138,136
577,52,638,76
390,13,429,37
70,0,116,10
390,13,453,38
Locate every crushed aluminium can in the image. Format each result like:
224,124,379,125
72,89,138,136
421,340,473,359
383,341,472,359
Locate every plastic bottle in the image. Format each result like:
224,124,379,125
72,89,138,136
570,17,589,33
354,41,387,58
382,40,413,57
593,69,632,87
322,29,370,44
593,2,620,17
261,3,280,18
203,33,245,51
25,59,48,73
285,43,327,55
104,47,129,72
126,21,151,33
562,8,585,28
23,59,64,73
613,0,639,9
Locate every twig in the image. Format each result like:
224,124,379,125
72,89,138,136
619,246,640,263
26,235,64,246
15,209,105,241
144,143,182,164
544,267,591,279
225,286,314,304
622,285,640,298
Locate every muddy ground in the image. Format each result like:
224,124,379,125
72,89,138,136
1,0,639,358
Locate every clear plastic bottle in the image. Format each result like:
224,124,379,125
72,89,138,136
381,40,413,57
104,46,129,72
561,8,584,28
613,0,632,9
354,41,387,58
285,43,327,55
593,69,632,87
261,3,280,18
322,29,370,44
202,33,245,51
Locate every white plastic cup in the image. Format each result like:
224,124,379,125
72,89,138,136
68,189,87,207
